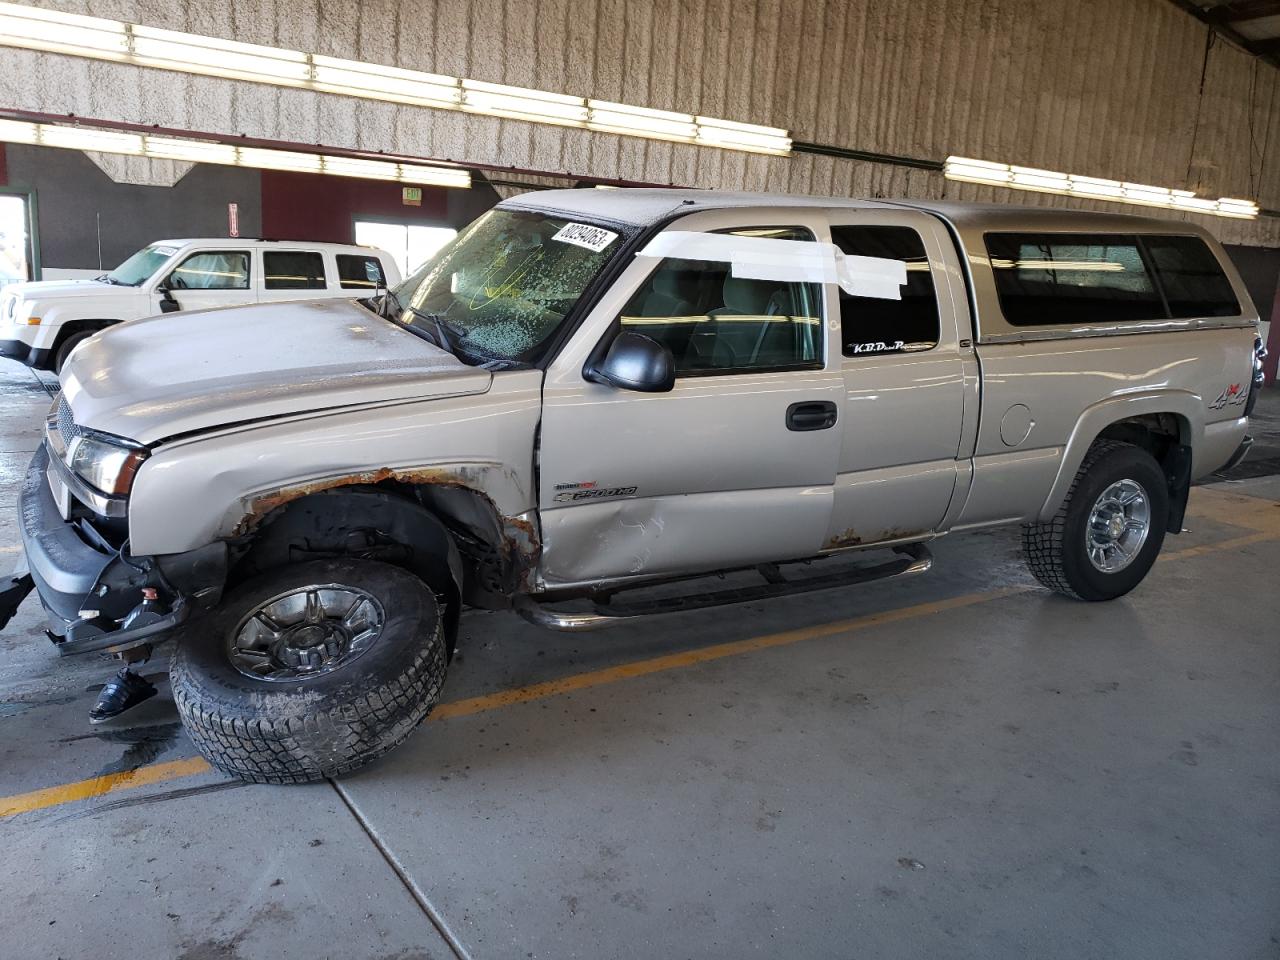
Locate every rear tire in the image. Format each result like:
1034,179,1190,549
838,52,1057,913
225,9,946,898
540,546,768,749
171,559,447,784
1022,440,1168,601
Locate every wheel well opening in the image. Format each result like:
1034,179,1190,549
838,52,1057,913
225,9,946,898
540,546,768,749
230,484,470,651
1097,414,1192,533
52,318,114,349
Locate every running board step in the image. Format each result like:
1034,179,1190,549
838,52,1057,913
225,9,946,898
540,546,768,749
517,544,933,633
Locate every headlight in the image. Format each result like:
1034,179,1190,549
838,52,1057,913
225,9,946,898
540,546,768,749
67,434,148,496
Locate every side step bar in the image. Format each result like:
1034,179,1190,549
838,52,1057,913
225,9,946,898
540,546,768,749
517,544,933,633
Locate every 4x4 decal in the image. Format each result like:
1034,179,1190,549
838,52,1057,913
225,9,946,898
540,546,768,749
1208,383,1246,410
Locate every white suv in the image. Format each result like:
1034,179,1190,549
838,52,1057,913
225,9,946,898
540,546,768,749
0,239,401,371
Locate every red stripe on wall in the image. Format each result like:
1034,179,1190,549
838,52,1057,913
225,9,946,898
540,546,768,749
0,143,8,186
260,170,449,243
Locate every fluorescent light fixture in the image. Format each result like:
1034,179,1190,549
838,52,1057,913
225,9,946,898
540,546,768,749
0,3,127,58
318,154,471,188
131,25,311,83
0,118,38,143
1070,176,1124,199
1217,197,1261,219
0,2,791,156
320,155,403,181
311,55,461,108
1171,196,1219,212
942,157,1011,184
238,147,323,174
1006,164,1073,195
587,100,698,140
944,156,1259,220
461,80,589,125
0,119,471,188
394,163,471,189
696,116,792,155
39,125,145,154
144,136,239,164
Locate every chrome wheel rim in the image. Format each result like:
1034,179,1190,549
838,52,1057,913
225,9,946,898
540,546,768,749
228,584,385,682
1086,479,1151,573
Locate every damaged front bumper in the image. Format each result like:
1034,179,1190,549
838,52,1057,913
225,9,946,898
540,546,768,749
2,446,226,654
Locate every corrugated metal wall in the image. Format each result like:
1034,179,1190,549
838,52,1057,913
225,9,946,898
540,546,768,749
1,0,1278,245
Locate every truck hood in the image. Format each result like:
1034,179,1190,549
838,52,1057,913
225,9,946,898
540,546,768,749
61,299,492,445
3,279,129,301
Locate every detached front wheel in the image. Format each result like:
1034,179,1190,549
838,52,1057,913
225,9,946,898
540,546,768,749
172,559,447,783
1022,440,1169,601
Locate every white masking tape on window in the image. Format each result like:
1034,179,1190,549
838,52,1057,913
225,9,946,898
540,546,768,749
836,254,908,300
637,231,906,300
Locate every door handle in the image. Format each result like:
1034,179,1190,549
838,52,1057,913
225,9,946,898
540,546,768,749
786,400,838,432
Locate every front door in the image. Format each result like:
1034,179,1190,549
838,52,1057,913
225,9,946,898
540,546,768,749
821,209,974,548
537,214,845,590
156,249,254,312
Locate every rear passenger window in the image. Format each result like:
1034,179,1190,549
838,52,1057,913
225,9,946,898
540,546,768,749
263,251,326,290
1144,236,1239,318
985,234,1166,325
832,225,939,354
336,254,386,290
619,227,822,375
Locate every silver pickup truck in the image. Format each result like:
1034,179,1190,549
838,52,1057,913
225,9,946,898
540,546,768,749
2,190,1263,783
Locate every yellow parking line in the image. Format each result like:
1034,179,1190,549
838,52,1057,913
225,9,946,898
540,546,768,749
1184,487,1280,534
0,756,211,818
433,586,1028,720
3,509,1277,819
1161,529,1277,561
2,586,1023,819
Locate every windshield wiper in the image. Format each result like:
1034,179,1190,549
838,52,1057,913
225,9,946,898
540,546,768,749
407,308,465,355
393,304,530,369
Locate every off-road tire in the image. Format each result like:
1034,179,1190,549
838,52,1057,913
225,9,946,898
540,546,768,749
53,330,94,374
171,559,447,784
1022,440,1168,601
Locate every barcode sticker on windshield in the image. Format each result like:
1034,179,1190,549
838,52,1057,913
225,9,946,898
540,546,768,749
552,223,618,253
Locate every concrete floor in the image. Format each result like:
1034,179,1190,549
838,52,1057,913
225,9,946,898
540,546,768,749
1,364,1277,960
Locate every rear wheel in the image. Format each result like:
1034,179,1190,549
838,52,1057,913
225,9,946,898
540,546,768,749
1022,440,1168,601
171,559,447,783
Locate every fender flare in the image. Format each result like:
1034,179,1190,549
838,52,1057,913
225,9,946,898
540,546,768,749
1036,390,1203,522
233,487,465,648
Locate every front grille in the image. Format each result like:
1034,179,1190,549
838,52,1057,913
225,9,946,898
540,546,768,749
56,396,82,447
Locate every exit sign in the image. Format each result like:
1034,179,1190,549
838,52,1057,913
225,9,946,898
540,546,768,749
402,187,422,206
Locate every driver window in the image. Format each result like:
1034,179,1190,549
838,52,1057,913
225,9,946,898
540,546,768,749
168,251,250,290
618,227,823,375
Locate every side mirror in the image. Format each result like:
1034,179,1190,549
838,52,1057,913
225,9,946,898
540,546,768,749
585,331,676,393
157,281,180,313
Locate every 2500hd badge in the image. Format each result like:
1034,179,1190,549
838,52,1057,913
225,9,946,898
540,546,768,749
553,485,639,503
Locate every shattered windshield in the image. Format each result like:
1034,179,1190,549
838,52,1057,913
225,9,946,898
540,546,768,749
393,209,624,364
